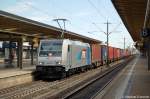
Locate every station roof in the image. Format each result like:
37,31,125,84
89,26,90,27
0,10,101,44
112,0,149,42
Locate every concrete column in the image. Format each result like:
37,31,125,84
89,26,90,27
9,41,12,64
31,41,34,65
17,42,19,68
17,39,23,69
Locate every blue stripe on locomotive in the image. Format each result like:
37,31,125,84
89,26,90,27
76,51,82,61
86,47,91,65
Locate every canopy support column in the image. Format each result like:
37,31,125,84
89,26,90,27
148,37,150,70
31,41,34,65
17,39,23,69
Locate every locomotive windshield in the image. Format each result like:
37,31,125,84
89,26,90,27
39,40,62,57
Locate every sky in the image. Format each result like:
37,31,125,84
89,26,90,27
0,0,134,49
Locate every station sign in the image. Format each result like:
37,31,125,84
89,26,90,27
141,28,150,38
2,42,16,48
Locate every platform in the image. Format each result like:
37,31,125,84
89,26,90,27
0,58,36,69
0,65,35,90
94,55,150,99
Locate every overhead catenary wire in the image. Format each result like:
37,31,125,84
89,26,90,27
87,0,107,20
18,1,72,32
100,0,121,22
18,0,57,19
88,0,121,23
47,0,88,30
92,22,106,34
17,0,123,42
23,0,90,36
98,0,110,20
22,0,107,37
86,0,122,35
48,0,104,37
109,22,121,34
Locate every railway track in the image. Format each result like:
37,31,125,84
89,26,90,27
0,79,66,99
0,57,133,99
62,57,133,99
0,67,102,99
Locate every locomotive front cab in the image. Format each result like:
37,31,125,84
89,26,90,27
36,39,65,78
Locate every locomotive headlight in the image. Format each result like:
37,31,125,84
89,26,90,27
56,61,61,65
39,62,44,65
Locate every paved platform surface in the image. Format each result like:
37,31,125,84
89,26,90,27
0,66,35,79
0,58,36,68
94,55,150,99
0,65,35,89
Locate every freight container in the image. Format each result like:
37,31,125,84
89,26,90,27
109,46,114,62
123,49,126,57
124,50,126,56
113,47,118,61
91,44,101,67
117,48,120,59
120,49,124,59
101,45,107,65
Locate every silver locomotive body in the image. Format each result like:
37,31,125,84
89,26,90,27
36,39,91,78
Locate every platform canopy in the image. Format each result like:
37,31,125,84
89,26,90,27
112,0,150,42
0,10,101,44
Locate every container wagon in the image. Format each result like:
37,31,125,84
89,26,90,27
120,49,124,59
117,48,121,60
91,44,102,67
101,45,107,65
109,46,114,63
113,47,118,61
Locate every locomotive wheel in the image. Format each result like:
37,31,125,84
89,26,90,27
61,71,66,79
